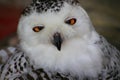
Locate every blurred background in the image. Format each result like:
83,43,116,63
0,0,120,50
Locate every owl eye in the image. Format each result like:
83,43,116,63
65,18,77,25
33,26,44,32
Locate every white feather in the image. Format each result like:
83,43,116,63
18,2,103,78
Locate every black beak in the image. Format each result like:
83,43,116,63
53,32,63,51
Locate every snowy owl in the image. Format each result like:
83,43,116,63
0,0,120,80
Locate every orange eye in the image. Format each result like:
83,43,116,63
33,26,44,32
65,18,76,25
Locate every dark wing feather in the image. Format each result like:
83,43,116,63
0,48,38,80
96,36,120,80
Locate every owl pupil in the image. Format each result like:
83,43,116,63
65,18,76,25
33,26,44,32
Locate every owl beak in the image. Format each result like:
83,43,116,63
52,32,63,51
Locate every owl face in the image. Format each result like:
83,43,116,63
18,2,93,50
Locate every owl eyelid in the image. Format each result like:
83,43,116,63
33,26,44,32
65,18,77,25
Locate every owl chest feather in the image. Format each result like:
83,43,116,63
23,38,103,78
